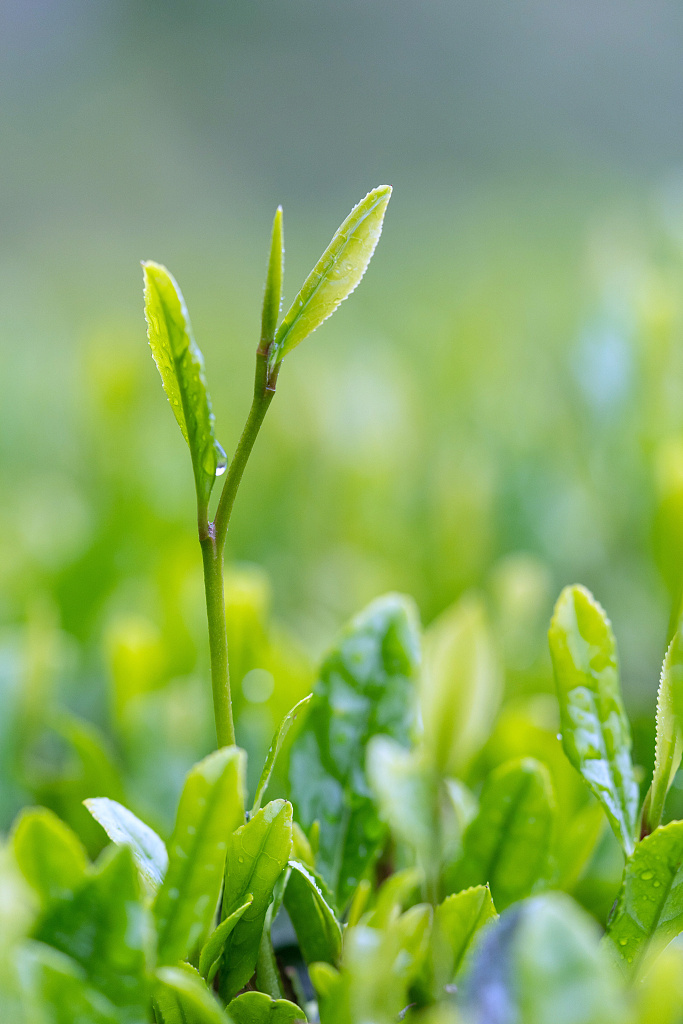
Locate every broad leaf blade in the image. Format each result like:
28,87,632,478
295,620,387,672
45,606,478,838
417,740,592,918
549,585,638,856
198,895,252,983
429,885,497,997
154,746,246,965
155,964,229,1024
261,206,284,347
219,798,293,1000
270,186,391,365
142,261,225,510
648,627,683,832
252,694,312,814
283,860,342,966
84,796,168,894
448,757,555,911
605,820,683,972
12,807,88,907
228,991,305,1024
18,943,120,1024
289,593,420,909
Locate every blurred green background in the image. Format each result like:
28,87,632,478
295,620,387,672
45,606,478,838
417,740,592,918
3,0,683,851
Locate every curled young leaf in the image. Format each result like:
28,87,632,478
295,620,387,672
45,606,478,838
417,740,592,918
283,860,342,966
647,625,683,833
84,797,167,895
252,693,313,815
261,206,284,350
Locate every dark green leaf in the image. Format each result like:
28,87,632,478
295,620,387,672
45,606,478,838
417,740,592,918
155,964,229,1023
219,799,293,1000
198,895,252,983
261,206,284,348
154,746,246,965
269,186,391,365
228,991,306,1024
142,261,225,512
12,807,88,907
252,694,312,815
647,627,683,833
289,593,420,909
429,885,497,997
448,757,555,910
84,796,167,895
549,585,639,856
283,860,342,966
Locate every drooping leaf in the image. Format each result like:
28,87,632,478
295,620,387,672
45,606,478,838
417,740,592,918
218,799,293,1000
155,964,229,1024
422,593,502,775
228,991,306,1024
142,261,225,512
198,895,253,983
154,746,246,965
447,757,555,911
283,860,342,966
605,819,683,972
18,942,120,1024
269,186,391,365
84,796,167,895
12,807,88,907
34,844,150,1022
261,206,284,348
429,886,497,998
289,593,420,909
647,626,683,833
549,585,639,856
252,694,312,814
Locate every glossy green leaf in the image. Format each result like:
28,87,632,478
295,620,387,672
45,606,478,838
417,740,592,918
12,807,88,907
605,819,683,972
269,186,391,365
84,796,167,895
252,694,312,814
422,593,502,775
198,895,252,983
429,885,497,997
261,207,284,348
448,757,555,910
142,261,225,511
283,860,342,966
155,964,229,1024
18,942,120,1024
34,844,150,1022
289,593,420,909
228,991,306,1024
154,746,246,965
549,585,639,856
218,798,293,1000
647,626,683,833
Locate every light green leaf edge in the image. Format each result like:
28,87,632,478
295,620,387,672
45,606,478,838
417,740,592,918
198,895,253,983
283,859,342,966
430,885,497,996
84,796,168,895
252,694,313,814
261,207,284,348
228,990,306,1024
648,627,683,833
155,964,229,1024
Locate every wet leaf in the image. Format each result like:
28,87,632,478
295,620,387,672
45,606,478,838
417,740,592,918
283,859,342,966
198,895,252,984
84,796,167,895
549,585,639,856
252,694,312,814
647,626,683,832
155,963,229,1023
12,807,88,907
228,991,306,1024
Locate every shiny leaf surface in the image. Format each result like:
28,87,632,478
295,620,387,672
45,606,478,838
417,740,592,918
84,796,167,894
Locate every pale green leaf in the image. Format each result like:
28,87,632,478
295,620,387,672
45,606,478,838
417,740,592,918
228,991,306,1024
648,626,683,832
283,860,342,966
252,694,312,814
429,885,497,997
198,895,252,983
18,942,120,1024
155,964,229,1024
12,807,88,907
261,207,284,347
84,796,167,895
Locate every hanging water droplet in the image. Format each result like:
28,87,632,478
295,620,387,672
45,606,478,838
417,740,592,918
619,938,628,946
215,441,227,477
641,871,653,881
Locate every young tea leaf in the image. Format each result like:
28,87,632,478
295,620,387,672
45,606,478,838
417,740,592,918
228,991,305,1024
447,757,555,911
18,942,121,1024
155,964,229,1024
288,593,420,910
549,585,639,856
283,859,342,966
268,186,391,366
154,746,246,965
12,807,88,907
252,693,312,815
218,799,293,1001
429,885,497,998
142,261,225,512
261,207,284,349
647,626,683,833
198,895,252,984
84,796,168,895
605,819,683,972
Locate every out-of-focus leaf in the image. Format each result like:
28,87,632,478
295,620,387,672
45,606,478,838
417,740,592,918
261,206,284,348
12,807,88,907
647,626,683,833
154,747,246,965
289,594,420,909
18,942,120,1024
228,991,305,1024
252,694,312,814
633,940,683,1024
422,593,502,775
605,820,683,972
283,860,342,966
365,867,422,929
429,886,497,998
269,186,391,365
34,844,150,1022
308,963,347,1024
84,796,167,895
219,799,293,1000
555,800,606,891
155,964,229,1024
142,261,225,511
549,585,639,856
198,895,252,984
447,757,555,910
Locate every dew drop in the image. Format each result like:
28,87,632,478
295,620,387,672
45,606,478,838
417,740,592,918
238,856,244,864
215,442,227,477
653,880,661,887
619,938,628,946
641,871,654,880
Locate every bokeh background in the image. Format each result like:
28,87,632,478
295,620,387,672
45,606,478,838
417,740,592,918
3,0,683,864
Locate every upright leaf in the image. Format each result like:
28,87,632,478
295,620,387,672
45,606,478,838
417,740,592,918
252,694,312,814
289,593,420,909
261,207,284,348
219,799,293,1000
549,585,639,856
283,860,342,966
84,797,168,895
429,886,497,998
605,820,683,972
198,896,252,984
154,747,246,965
447,757,555,911
12,807,88,907
155,964,229,1024
647,626,683,833
269,186,391,365
142,261,225,512
228,991,305,1024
